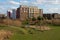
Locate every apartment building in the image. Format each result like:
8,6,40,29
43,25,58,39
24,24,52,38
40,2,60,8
29,6,39,18
16,5,43,20
16,8,20,19
39,9,43,17
19,5,29,20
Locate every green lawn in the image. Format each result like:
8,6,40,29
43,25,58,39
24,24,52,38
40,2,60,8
0,25,60,40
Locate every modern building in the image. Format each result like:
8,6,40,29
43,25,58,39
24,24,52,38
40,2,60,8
12,9,16,19
7,9,17,19
7,10,12,18
16,8,20,19
16,5,43,20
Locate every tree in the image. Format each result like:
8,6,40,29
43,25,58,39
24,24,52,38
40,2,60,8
31,17,36,21
37,16,44,31
21,20,29,28
22,20,29,25
37,16,43,21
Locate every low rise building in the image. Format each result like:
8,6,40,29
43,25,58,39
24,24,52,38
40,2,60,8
43,13,60,20
0,14,5,18
43,14,52,20
53,13,60,19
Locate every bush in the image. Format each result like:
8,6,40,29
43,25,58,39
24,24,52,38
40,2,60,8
28,30,33,34
31,17,36,21
37,16,43,21
22,20,29,25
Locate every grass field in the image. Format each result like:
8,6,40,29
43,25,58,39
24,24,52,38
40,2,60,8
0,25,60,40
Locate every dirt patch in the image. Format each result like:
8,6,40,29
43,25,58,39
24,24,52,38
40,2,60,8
29,25,51,31
39,26,51,30
0,30,13,40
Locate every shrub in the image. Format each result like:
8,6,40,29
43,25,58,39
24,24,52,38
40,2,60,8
37,16,43,21
28,30,33,34
22,20,29,25
31,17,36,21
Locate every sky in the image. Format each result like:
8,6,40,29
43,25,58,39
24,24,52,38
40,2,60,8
0,0,60,14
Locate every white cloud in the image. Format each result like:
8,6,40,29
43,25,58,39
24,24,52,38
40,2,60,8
36,0,60,5
9,1,20,5
36,0,45,4
47,8,60,13
11,7,17,9
8,9,12,13
1,0,60,13
45,0,60,5
51,0,60,4
0,7,5,10
31,2,38,5
0,6,6,14
20,0,29,5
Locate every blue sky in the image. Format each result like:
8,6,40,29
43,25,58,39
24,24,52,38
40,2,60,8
0,0,60,14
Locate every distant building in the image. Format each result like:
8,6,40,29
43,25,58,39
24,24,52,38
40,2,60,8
43,13,60,20
29,6,40,18
43,14,52,20
7,9,17,19
0,14,5,19
7,5,43,20
19,5,29,20
39,9,43,17
53,13,60,19
16,8,20,19
7,10,12,18
16,5,43,20
12,9,16,19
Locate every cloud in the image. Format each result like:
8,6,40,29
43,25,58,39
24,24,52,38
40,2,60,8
10,7,18,9
51,0,60,4
36,0,60,5
47,8,60,13
1,0,60,13
0,6,5,10
44,0,60,5
20,0,29,5
8,9,12,13
21,1,28,3
0,6,6,13
36,0,46,4
9,1,20,5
